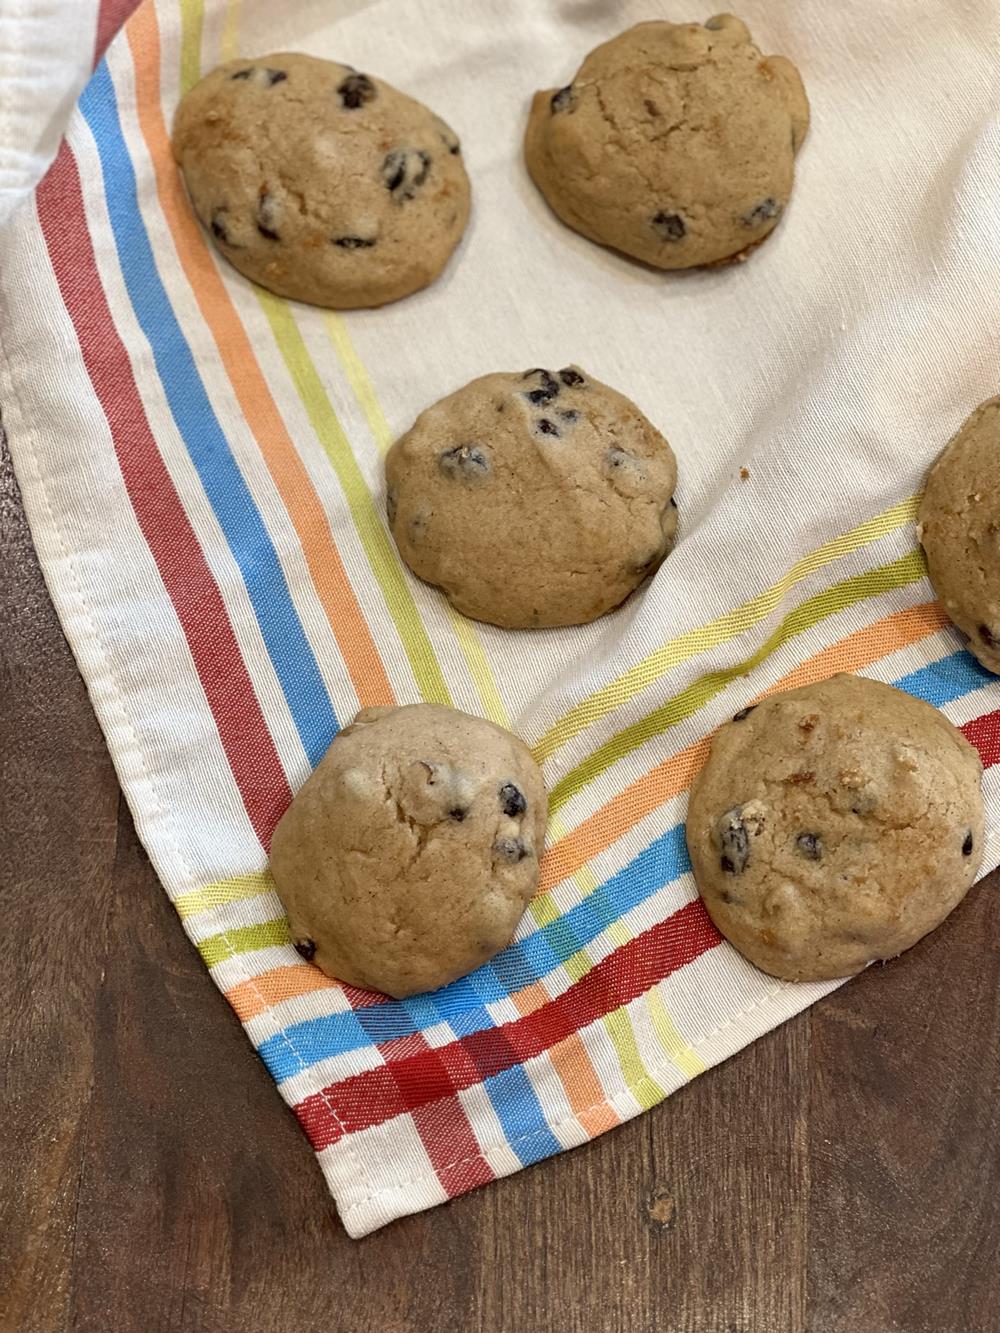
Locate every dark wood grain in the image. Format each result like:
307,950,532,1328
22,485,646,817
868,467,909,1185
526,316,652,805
2,425,999,1333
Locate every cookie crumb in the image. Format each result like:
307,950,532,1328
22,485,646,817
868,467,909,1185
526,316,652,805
739,466,750,481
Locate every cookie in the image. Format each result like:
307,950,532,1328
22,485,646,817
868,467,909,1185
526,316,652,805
686,675,984,982
918,397,1000,673
385,366,678,628
524,15,809,270
172,53,470,308
270,705,547,998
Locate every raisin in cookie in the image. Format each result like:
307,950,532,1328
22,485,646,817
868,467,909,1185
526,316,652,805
270,705,547,998
686,675,984,982
524,15,809,270
918,397,1000,673
385,367,678,628
172,53,470,308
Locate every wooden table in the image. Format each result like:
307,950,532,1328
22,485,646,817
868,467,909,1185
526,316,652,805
2,429,999,1333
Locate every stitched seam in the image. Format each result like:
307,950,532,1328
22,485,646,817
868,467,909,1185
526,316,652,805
0,265,374,1203
337,964,820,1223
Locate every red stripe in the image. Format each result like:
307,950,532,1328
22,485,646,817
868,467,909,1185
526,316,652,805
297,899,721,1148
963,709,1000,768
297,703,1000,1155
94,0,141,65
37,143,291,843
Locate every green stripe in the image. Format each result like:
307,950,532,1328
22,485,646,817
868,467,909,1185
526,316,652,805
603,1008,665,1109
534,495,919,763
549,549,925,813
197,917,290,967
260,296,451,706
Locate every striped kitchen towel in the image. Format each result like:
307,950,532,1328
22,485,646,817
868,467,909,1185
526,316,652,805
2,0,999,1237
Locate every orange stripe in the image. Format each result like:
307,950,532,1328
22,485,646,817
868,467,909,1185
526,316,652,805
540,602,948,892
550,1032,621,1135
126,8,394,706
511,981,550,1016
761,600,949,695
228,963,337,1021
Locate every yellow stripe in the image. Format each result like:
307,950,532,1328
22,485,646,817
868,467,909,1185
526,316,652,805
177,0,204,94
174,871,273,920
548,547,924,812
534,495,919,763
220,0,242,62
645,988,705,1079
324,314,394,451
260,295,451,705
602,1008,665,1109
323,315,510,726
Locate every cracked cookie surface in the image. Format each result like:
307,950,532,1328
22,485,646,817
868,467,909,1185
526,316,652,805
172,52,470,308
270,705,547,998
918,396,1000,674
385,366,678,628
686,675,984,981
524,14,809,269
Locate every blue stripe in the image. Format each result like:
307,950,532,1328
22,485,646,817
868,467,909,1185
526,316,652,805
895,649,993,707
80,63,336,764
258,822,690,1080
483,1066,563,1164
256,642,988,1084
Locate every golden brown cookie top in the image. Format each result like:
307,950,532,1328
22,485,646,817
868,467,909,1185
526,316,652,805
524,14,809,269
270,705,547,998
385,367,678,628
172,52,470,308
686,675,983,982
918,396,1000,673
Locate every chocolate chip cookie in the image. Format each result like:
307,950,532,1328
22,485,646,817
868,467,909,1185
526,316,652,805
385,367,678,628
686,675,984,982
918,396,1000,673
172,53,470,308
524,14,809,269
270,705,547,998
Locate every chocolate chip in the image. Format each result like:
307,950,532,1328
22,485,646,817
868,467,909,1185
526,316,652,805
537,418,560,437
386,488,398,526
732,705,756,722
338,72,376,109
963,830,975,856
265,68,287,86
559,409,580,424
382,147,431,199
551,85,575,113
796,832,823,861
334,235,376,249
719,808,750,874
633,549,664,575
652,212,686,242
670,496,678,508
230,68,253,80
294,938,316,961
603,449,649,493
432,115,461,155
523,369,560,405
256,190,280,240
743,197,781,228
449,807,467,822
439,445,490,480
210,210,235,244
559,367,585,387
979,624,1000,649
499,782,527,817
495,837,529,863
